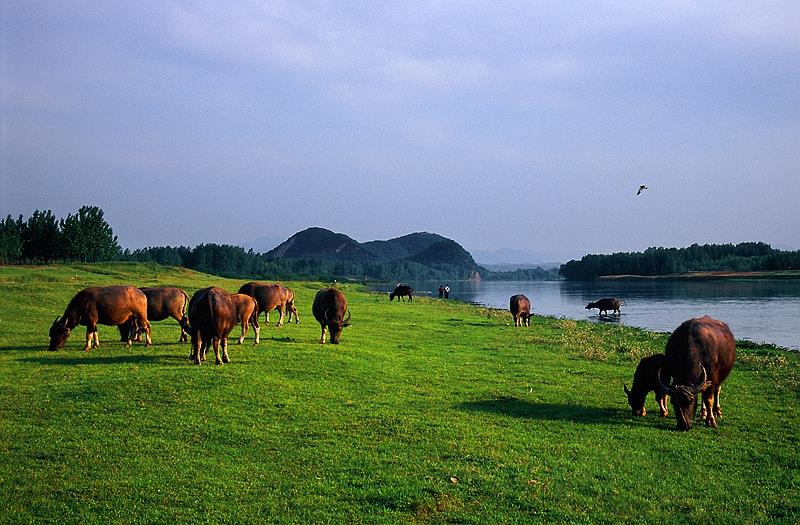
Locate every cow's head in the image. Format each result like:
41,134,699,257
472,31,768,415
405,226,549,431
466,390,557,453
584,302,594,310
48,316,71,351
657,367,711,431
623,384,647,417
325,309,351,344
388,291,395,301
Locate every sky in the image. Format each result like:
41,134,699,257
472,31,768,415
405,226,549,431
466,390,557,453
2,1,799,262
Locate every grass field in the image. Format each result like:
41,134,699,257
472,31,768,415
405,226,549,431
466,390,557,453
1,263,798,524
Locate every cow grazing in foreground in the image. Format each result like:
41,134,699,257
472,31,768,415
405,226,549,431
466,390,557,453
237,282,292,329
285,287,300,324
312,288,351,344
509,294,532,327
183,287,237,365
624,354,670,417
49,285,152,351
656,316,736,431
585,297,625,316
389,284,413,302
117,286,189,343
231,293,260,344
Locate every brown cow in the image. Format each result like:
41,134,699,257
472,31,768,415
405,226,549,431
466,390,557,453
49,285,152,351
312,288,351,344
183,287,237,365
230,293,260,344
285,287,300,324
624,354,670,417
656,316,736,430
117,286,190,343
509,294,532,327
237,281,292,329
585,297,625,316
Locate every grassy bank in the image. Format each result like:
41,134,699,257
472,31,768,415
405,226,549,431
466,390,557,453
1,263,798,524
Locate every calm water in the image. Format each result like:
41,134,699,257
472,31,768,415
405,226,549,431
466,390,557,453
375,280,800,350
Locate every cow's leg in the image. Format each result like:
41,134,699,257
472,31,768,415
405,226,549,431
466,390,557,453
191,337,202,364
703,390,717,428
212,337,222,365
138,319,153,347
238,320,248,344
91,330,100,349
221,338,230,364
658,394,669,417
713,385,723,418
84,326,95,351
320,325,327,344
277,305,286,327
252,316,260,345
291,305,300,323
265,310,270,325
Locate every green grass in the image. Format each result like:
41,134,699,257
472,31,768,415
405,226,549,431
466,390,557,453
1,263,798,524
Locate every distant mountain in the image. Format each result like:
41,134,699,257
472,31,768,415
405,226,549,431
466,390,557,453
265,227,483,279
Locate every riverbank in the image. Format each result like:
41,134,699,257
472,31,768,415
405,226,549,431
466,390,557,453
598,270,800,280
1,263,799,523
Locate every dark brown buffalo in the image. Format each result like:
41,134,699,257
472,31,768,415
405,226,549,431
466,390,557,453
117,286,189,343
237,281,292,329
509,294,532,327
230,293,259,344
585,297,625,316
389,284,413,302
656,316,736,430
312,288,351,344
49,285,152,351
624,354,670,417
285,287,300,324
184,287,237,365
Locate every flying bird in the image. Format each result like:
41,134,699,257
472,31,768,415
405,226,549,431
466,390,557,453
636,184,648,195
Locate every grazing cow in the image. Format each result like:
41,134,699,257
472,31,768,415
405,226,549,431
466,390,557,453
285,287,300,324
509,294,532,327
117,286,190,343
585,297,625,316
49,285,152,351
237,282,292,329
230,293,260,344
184,287,237,365
656,316,736,430
389,284,413,302
312,288,351,344
624,354,670,417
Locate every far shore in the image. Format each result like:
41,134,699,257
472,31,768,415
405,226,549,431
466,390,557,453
598,270,800,280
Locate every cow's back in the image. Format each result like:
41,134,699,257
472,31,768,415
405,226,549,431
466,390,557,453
82,286,147,325
665,316,736,386
190,287,236,338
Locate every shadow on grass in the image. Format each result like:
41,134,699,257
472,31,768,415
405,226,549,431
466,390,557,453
18,353,185,365
0,343,50,352
456,396,627,425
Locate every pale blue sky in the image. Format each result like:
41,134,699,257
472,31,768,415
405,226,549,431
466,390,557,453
2,1,798,261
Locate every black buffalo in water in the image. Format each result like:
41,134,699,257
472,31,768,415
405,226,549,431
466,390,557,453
585,297,625,316
656,316,736,431
624,354,670,417
312,288,351,344
389,284,413,302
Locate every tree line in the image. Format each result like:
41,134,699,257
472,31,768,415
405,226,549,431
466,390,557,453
559,243,800,280
0,207,121,264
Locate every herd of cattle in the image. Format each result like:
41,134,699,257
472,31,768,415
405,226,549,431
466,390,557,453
47,283,735,431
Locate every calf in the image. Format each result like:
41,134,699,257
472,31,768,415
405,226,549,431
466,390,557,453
624,354,670,417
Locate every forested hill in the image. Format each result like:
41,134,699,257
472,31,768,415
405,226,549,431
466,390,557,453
559,242,800,280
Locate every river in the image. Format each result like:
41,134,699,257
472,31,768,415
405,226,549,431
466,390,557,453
373,279,800,350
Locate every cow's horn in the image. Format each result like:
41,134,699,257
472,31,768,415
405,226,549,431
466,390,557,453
657,368,675,396
343,310,351,327
324,308,332,322
692,365,712,393
623,383,631,396
54,316,60,324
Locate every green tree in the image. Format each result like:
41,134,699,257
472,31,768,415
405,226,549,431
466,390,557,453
60,206,121,262
21,209,62,263
0,215,24,264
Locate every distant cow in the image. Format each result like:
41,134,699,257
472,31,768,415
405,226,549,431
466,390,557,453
585,297,625,316
509,294,532,327
312,288,351,344
49,285,152,352
389,284,413,302
238,282,292,329
230,293,259,344
183,287,237,365
656,316,736,430
117,286,189,343
624,354,670,417
285,287,300,324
